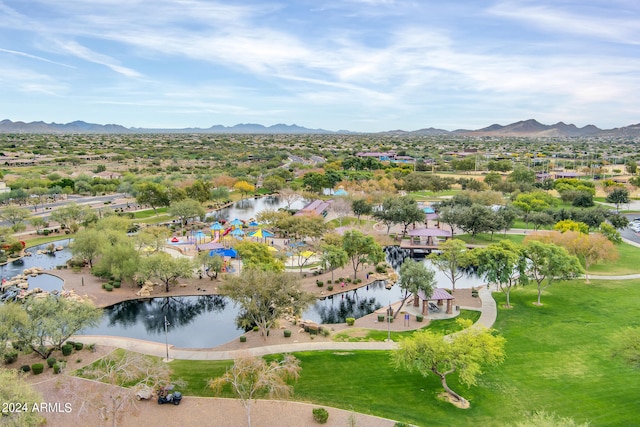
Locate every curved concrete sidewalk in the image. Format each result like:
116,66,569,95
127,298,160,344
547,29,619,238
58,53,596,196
73,288,498,360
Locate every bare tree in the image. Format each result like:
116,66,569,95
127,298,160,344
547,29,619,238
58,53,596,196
67,349,179,427
330,197,352,226
208,354,301,427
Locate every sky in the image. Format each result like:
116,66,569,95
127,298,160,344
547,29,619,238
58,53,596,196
0,0,638,132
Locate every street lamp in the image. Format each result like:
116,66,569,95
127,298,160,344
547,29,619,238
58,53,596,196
386,300,391,342
164,316,170,362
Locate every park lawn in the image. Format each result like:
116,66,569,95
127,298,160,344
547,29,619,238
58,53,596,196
24,234,75,248
455,233,525,245
170,278,640,426
131,207,168,219
587,241,640,276
332,310,481,342
327,216,375,228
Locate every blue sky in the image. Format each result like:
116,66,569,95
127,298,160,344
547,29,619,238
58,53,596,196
0,0,638,132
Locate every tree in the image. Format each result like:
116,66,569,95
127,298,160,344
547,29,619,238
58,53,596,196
599,222,622,244
476,240,527,308
197,252,224,280
168,198,206,235
185,180,211,203
277,188,302,210
373,196,425,235
234,180,255,199
395,259,436,319
235,241,284,272
522,240,582,305
71,227,104,267
0,369,45,427
509,165,536,185
134,182,169,215
209,355,301,427
342,230,384,279
302,172,327,193
219,269,315,339
330,197,352,226
560,231,618,283
319,244,349,281
20,296,102,359
392,319,506,405
135,225,170,252
553,219,589,234
93,231,140,282
29,216,47,233
0,205,31,232
70,349,176,427
262,176,285,193
458,204,495,240
372,197,401,234
50,202,95,232
0,302,29,361
606,187,630,212
139,252,194,292
429,239,475,291
351,198,372,222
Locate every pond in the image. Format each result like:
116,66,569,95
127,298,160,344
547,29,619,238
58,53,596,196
206,195,307,222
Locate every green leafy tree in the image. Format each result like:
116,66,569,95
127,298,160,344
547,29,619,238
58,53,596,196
395,259,436,319
168,198,206,235
235,241,284,272
319,244,349,281
209,355,301,427
476,240,527,308
0,205,31,232
428,239,475,291
342,230,384,279
219,269,315,339
186,180,211,203
135,225,171,252
29,216,47,233
233,180,256,199
139,252,194,292
0,369,45,426
605,187,630,211
197,252,224,280
0,303,29,361
50,202,95,232
523,240,582,305
351,198,373,223
134,182,170,215
393,319,506,405
20,297,102,359
70,227,104,267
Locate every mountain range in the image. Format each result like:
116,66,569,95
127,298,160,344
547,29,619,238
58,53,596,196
0,118,639,138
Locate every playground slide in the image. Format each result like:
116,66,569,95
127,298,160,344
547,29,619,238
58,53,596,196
223,227,232,236
212,231,220,243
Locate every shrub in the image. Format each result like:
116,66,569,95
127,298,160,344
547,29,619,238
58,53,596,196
3,351,18,364
346,317,355,326
346,277,352,283
43,229,50,236
61,344,73,356
321,328,330,337
326,279,332,284
104,284,113,292
284,330,292,338
46,357,57,368
88,343,96,352
239,335,247,342
53,363,62,374
32,363,44,375
387,316,393,323
375,264,387,273
316,280,324,287
112,281,121,288
20,365,31,373
252,326,259,332
312,408,329,424
416,314,424,322
74,342,84,351
355,278,362,284
101,283,106,289
377,314,385,322
327,285,333,291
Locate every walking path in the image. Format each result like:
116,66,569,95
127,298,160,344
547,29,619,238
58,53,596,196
72,287,497,360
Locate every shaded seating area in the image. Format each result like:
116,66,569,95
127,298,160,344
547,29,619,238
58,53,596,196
407,228,452,246
415,288,455,316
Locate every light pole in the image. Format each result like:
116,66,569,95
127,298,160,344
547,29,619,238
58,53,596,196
164,316,170,362
386,300,391,342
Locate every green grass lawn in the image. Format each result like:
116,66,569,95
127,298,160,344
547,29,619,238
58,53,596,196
455,233,525,245
23,234,75,248
587,241,640,276
169,279,640,426
332,310,481,342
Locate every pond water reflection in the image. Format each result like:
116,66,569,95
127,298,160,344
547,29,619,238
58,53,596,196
206,195,307,221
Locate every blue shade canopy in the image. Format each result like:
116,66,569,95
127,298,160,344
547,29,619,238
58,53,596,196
230,218,243,226
230,228,245,236
210,222,224,230
248,221,259,227
209,248,237,258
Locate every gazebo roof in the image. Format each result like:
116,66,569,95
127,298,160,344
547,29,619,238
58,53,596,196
408,228,452,237
418,288,455,301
